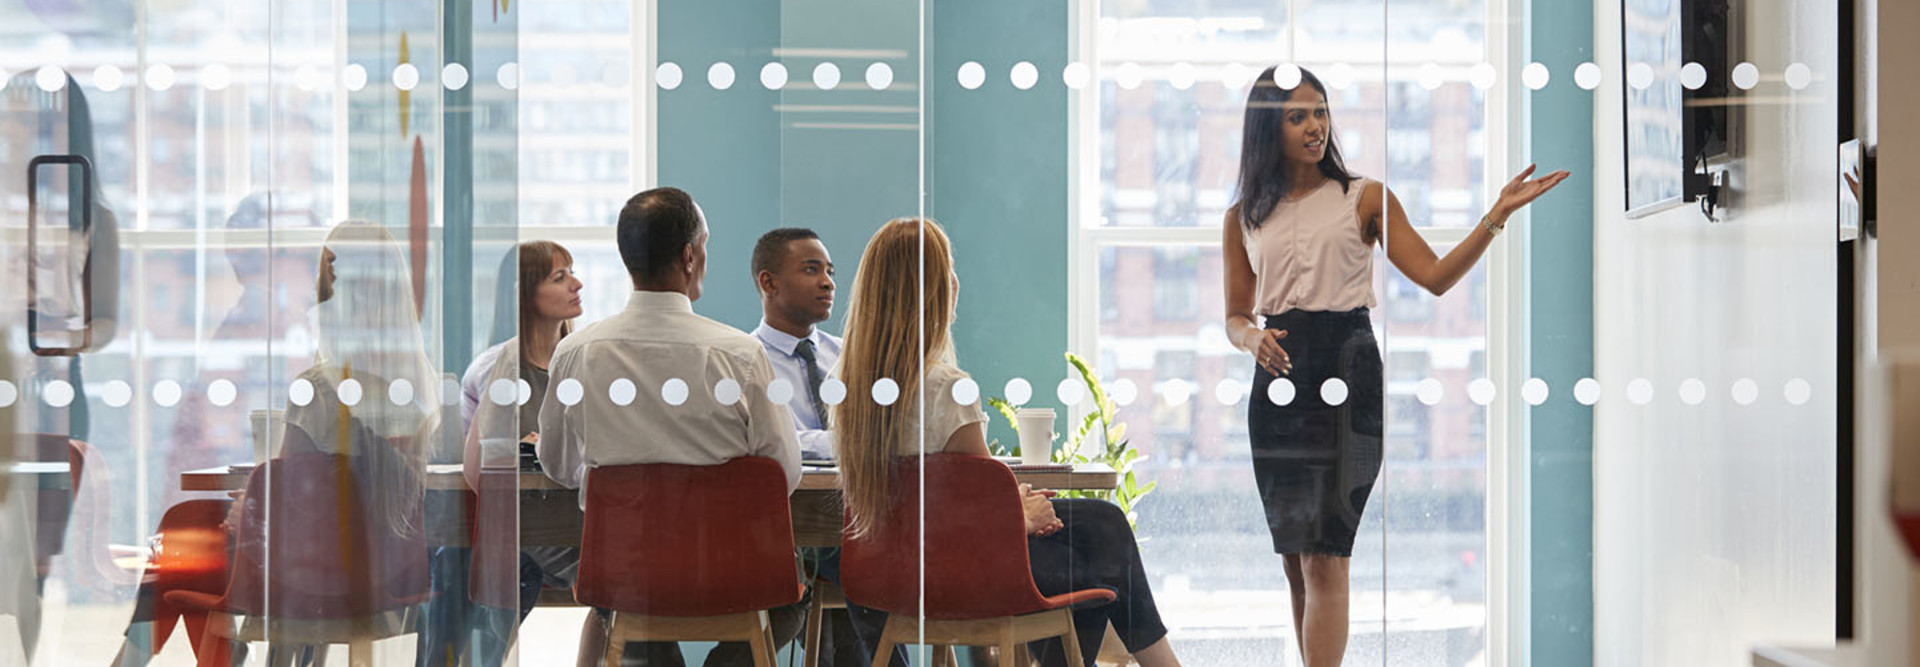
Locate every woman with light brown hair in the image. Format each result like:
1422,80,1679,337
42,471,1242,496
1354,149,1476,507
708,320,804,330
834,218,1184,667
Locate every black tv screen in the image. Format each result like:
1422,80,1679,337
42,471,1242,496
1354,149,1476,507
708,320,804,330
1623,0,1735,218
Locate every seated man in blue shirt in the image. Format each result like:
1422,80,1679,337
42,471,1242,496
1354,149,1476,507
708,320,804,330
749,228,841,461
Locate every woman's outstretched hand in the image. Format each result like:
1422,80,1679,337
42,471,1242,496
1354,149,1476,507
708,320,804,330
1490,164,1572,223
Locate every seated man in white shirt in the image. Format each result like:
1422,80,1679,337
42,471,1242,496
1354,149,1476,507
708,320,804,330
538,186,804,667
749,228,841,461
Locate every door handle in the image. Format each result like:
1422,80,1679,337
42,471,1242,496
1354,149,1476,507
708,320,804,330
27,153,93,357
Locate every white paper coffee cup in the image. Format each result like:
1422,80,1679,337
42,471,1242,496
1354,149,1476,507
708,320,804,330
1015,407,1056,465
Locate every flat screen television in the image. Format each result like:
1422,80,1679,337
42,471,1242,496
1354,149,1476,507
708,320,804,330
1623,0,1737,218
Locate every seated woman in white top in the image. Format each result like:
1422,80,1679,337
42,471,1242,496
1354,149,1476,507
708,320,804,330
460,240,585,442
833,218,1184,667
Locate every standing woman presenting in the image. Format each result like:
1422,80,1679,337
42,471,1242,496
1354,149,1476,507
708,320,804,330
1221,66,1567,666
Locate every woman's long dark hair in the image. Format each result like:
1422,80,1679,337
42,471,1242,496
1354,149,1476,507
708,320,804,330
1232,66,1357,230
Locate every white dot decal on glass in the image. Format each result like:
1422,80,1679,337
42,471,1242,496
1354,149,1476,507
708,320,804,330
1627,379,1654,406
1163,378,1192,406
294,64,318,91
766,378,794,406
714,378,742,406
497,62,520,90
1057,378,1086,406
1679,378,1707,405
337,378,363,406
1574,62,1603,90
1222,62,1252,90
392,63,419,91
662,378,690,406
0,381,16,408
1470,62,1497,90
1272,63,1302,90
1115,62,1143,90
957,61,986,90
1523,378,1550,406
608,378,636,406
1415,378,1444,406
1266,378,1296,406
1010,61,1039,90
202,63,232,91
1574,378,1602,406
102,381,132,408
1417,62,1444,91
1784,378,1812,406
441,377,461,406
291,378,315,407
952,377,980,406
759,62,788,90
707,62,735,90
1522,62,1550,90
154,380,183,408
812,62,841,90
45,380,75,408
820,378,848,406
655,62,682,90
556,378,584,406
1325,62,1355,90
442,63,469,90
1627,62,1654,90
388,378,414,406
516,379,534,406
489,378,516,406
1321,378,1349,406
1468,378,1497,406
1167,62,1195,90
1110,378,1138,407
1784,63,1812,90
209,379,238,407
344,63,369,91
1680,62,1707,90
147,64,176,91
865,62,893,90
871,378,900,406
1731,378,1759,405
1004,378,1033,406
93,65,124,92
1214,379,1244,406
1062,62,1090,89
36,66,66,92
1731,62,1760,90
601,62,629,88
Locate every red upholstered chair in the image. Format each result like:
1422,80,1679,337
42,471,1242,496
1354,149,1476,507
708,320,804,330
573,457,803,667
840,453,1115,667
167,453,431,667
131,499,234,665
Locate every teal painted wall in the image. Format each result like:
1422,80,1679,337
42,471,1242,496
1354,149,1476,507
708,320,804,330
1525,0,1596,664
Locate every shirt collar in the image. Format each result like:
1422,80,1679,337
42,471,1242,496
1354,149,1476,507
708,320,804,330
626,290,694,315
752,319,815,357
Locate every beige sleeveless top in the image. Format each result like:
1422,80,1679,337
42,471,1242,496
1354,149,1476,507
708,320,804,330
1242,177,1377,315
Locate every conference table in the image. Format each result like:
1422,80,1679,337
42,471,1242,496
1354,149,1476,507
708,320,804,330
180,461,1118,549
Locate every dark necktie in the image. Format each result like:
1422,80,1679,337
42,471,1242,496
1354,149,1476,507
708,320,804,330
794,338,831,429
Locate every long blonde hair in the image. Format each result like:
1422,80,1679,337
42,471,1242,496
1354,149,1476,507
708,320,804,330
834,218,956,539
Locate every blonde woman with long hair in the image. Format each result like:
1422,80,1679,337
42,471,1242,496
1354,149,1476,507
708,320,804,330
834,218,1184,667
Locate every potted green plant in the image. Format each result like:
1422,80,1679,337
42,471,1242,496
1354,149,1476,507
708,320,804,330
987,352,1156,529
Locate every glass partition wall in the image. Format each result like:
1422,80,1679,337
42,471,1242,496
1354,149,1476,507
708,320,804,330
0,0,1847,665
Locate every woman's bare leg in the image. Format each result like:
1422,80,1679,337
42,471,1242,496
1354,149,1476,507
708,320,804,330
1298,554,1350,667
1282,554,1307,661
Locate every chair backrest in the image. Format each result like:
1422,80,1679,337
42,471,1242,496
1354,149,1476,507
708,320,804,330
840,453,1057,620
467,467,522,609
222,452,428,619
149,499,232,587
573,457,801,617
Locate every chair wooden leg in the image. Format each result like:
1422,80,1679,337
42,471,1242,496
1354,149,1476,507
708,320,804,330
870,616,906,667
747,610,777,667
603,613,624,667
997,630,1019,667
1059,621,1087,667
1013,644,1032,667
803,593,826,667
932,645,956,667
348,635,372,667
